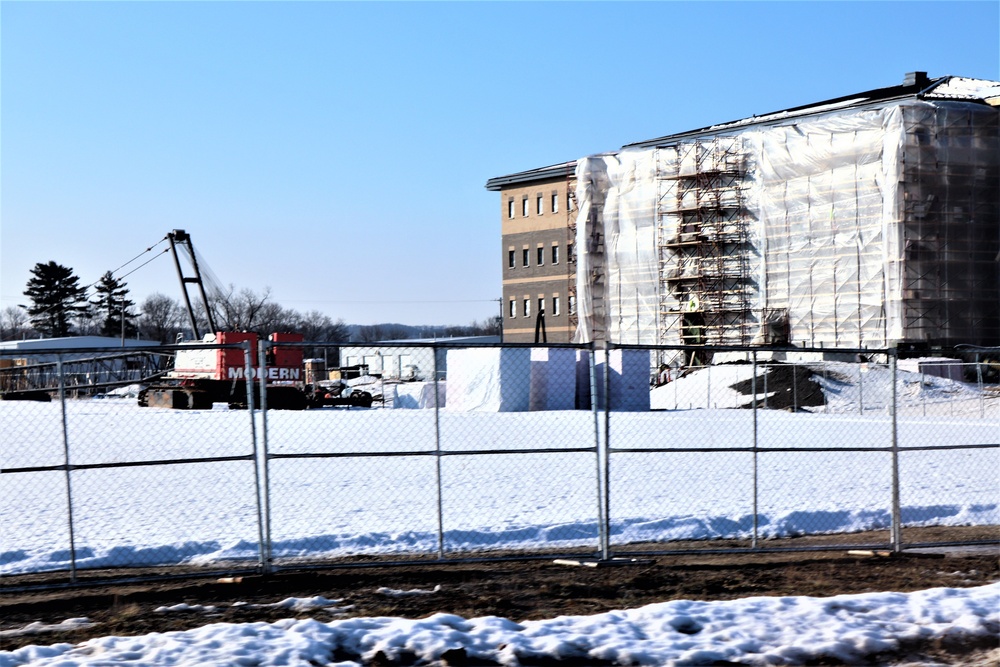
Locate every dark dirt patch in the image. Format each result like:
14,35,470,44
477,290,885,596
1,527,997,665
729,362,827,410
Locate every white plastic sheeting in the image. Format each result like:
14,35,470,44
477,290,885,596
573,96,999,349
574,155,612,344
755,106,902,347
444,348,531,412
528,348,577,411
575,349,651,412
441,348,647,412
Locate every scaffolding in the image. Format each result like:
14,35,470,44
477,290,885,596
655,138,754,350
571,85,999,352
898,102,1000,346
566,165,579,336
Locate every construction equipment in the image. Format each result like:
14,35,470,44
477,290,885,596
137,230,372,410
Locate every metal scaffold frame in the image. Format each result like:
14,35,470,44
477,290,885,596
898,104,1000,347
655,138,754,355
566,166,579,336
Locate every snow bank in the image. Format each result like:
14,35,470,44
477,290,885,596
1,584,997,666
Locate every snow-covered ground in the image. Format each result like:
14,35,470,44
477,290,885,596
1,583,997,666
2,363,997,575
2,365,998,667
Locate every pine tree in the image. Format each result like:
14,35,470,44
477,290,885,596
91,271,138,338
23,262,91,337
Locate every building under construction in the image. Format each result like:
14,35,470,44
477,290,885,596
489,73,1000,355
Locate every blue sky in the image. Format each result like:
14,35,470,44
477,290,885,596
2,1,998,326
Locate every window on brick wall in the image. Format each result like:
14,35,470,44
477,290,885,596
537,195,543,215
522,197,529,217
536,247,544,265
523,298,530,318
552,296,560,316
551,193,559,214
507,199,514,219
522,248,529,267
508,250,515,269
552,245,559,264
509,299,516,318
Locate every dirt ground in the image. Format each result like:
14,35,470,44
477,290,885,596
1,527,998,665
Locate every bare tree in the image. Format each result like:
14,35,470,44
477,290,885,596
0,306,34,341
293,310,349,343
210,285,273,331
356,324,386,343
471,315,502,336
139,293,185,343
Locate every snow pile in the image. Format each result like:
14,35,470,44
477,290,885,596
375,584,441,598
1,584,997,666
650,361,993,415
0,619,94,641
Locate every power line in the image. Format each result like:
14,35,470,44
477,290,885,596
116,248,170,282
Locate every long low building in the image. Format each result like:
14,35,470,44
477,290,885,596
488,72,1000,360
0,336,164,395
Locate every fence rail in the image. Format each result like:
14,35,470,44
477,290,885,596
2,341,997,590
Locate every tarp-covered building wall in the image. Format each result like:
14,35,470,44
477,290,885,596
569,74,1000,360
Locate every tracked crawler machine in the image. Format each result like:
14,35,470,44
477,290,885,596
137,230,372,410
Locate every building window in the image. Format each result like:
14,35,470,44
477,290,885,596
536,246,544,266
537,195,543,215
538,297,545,315
508,249,515,269
509,299,516,318
569,295,576,315
507,199,514,219
523,298,530,318
552,245,559,264
567,243,574,262
567,193,573,211
552,296,560,316
522,248,529,267
522,197,529,217
551,193,559,214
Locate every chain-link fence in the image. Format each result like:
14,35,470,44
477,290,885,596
2,340,997,588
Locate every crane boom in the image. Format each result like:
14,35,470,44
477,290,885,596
166,229,217,338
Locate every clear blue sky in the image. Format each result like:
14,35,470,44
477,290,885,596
2,1,997,326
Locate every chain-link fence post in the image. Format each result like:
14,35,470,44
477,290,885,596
792,363,798,411
57,355,79,583
890,351,901,553
433,343,445,559
602,342,612,561
240,340,268,574
255,339,273,574
751,350,759,549
588,344,607,560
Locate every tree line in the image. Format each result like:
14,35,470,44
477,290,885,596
2,261,500,344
